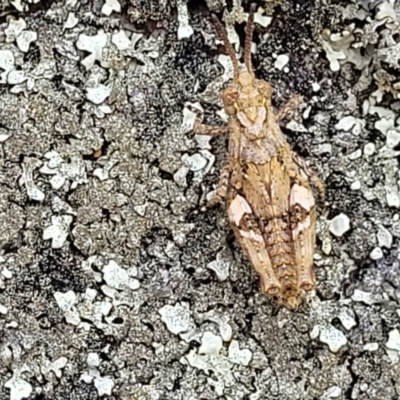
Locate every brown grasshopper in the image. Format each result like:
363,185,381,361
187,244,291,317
193,4,325,309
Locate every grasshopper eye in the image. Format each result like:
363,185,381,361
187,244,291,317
222,86,239,115
223,86,238,104
256,80,272,98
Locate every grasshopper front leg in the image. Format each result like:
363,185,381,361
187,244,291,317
192,109,229,136
291,151,325,201
191,107,231,205
276,94,303,121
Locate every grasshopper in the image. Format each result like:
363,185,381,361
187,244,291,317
193,4,324,309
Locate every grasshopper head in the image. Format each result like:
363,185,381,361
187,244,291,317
213,4,273,125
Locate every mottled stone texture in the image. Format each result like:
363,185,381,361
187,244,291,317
0,1,400,399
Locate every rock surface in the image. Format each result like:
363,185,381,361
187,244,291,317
1,1,400,399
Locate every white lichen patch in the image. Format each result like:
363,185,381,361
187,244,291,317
177,0,194,40
5,17,26,41
321,386,342,399
41,356,68,378
184,153,208,172
199,331,223,355
182,102,200,130
86,84,111,105
311,300,355,353
319,325,348,353
184,331,252,396
74,288,114,333
0,50,15,84
181,150,215,184
111,30,131,51
159,302,191,335
320,29,348,72
42,215,73,249
102,260,140,291
101,0,121,16
87,352,100,368
63,12,79,30
286,120,308,132
54,290,81,326
4,17,37,53
338,309,357,331
254,8,272,28
4,376,32,400
228,340,252,366
351,289,388,305
207,318,231,342
363,343,379,352
334,115,365,134
184,333,233,396
19,157,45,201
348,149,362,160
94,376,115,396
40,151,87,190
364,142,375,156
207,252,231,281
76,30,109,70
17,30,37,53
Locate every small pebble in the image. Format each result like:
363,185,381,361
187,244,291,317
370,247,383,260
386,129,400,148
329,213,351,237
348,149,362,160
363,343,379,351
207,253,230,281
363,142,375,156
274,54,289,70
87,353,100,368
386,186,400,208
334,116,356,132
362,99,369,115
322,386,341,399
377,226,392,248
350,180,361,190
386,329,400,352
311,82,321,92
185,153,207,172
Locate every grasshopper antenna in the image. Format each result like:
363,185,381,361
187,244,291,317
244,3,257,75
211,14,240,80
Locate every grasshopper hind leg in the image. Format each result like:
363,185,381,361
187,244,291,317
207,164,231,207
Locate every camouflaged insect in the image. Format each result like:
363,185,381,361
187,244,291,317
193,4,325,309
